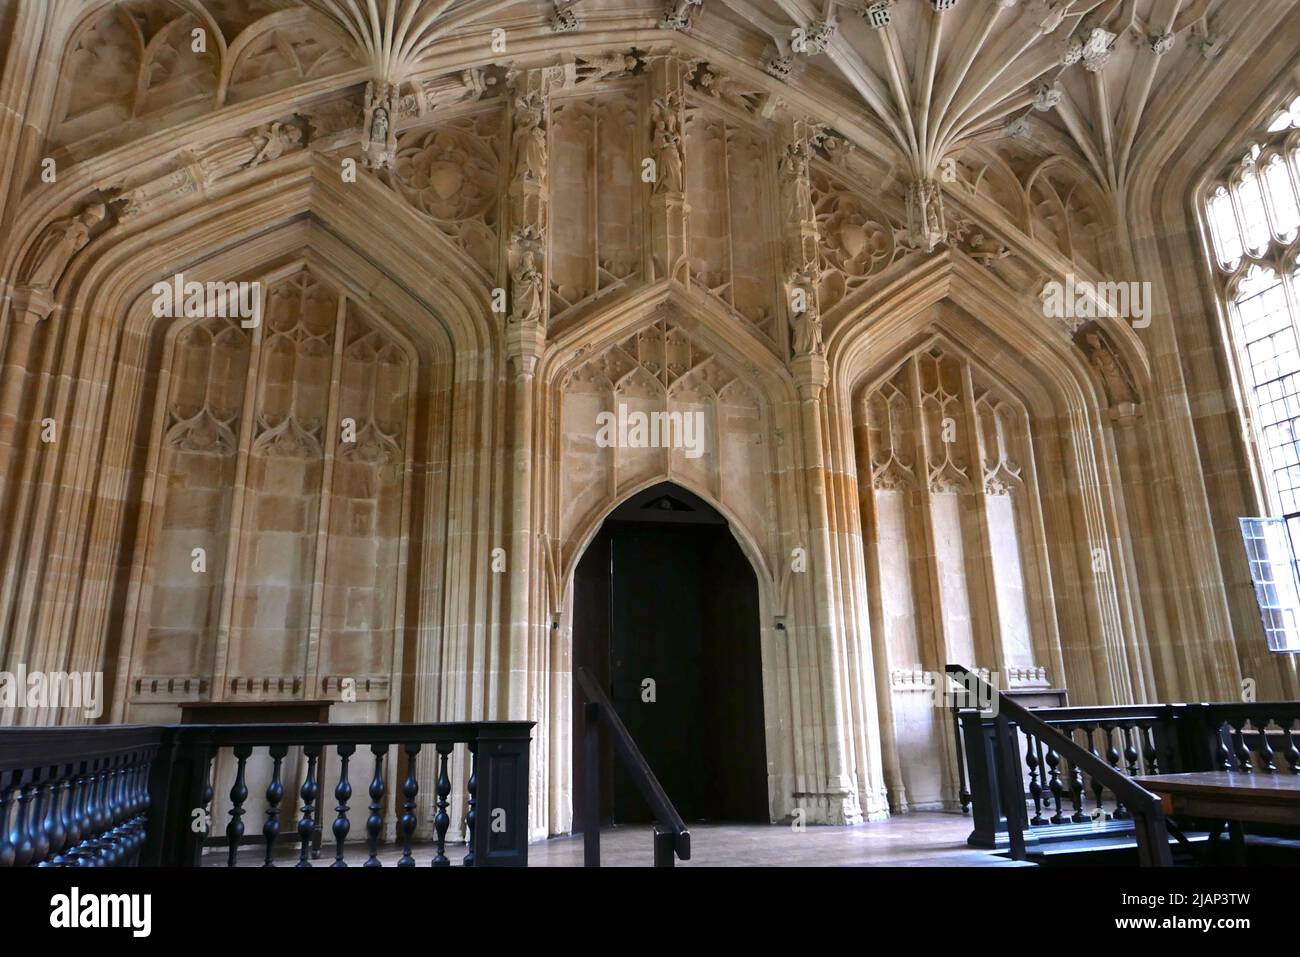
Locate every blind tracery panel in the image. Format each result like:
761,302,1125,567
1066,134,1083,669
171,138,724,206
132,268,413,707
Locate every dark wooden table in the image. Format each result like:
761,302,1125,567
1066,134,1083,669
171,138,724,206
1134,771,1300,863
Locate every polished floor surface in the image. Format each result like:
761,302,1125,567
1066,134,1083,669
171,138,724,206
206,811,1019,867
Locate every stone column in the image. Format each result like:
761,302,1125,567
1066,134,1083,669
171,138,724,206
502,70,553,723
791,351,863,824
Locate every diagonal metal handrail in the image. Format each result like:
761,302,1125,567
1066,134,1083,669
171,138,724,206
946,664,1172,866
575,666,690,866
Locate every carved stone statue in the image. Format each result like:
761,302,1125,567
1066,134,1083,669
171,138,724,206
18,202,105,291
511,249,545,326
508,225,546,326
788,270,823,357
577,51,640,83
362,81,400,170
248,122,304,168
652,93,684,194
780,142,816,225
512,93,548,187
1083,330,1136,406
696,68,754,112
906,179,946,252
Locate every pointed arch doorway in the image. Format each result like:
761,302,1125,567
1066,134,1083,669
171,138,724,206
573,482,768,826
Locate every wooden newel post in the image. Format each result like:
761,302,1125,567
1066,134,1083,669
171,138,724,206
143,729,212,867
471,722,534,867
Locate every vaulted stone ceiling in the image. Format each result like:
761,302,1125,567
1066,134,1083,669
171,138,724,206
291,0,1230,197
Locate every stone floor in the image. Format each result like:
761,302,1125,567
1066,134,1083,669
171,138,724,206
206,811,1019,867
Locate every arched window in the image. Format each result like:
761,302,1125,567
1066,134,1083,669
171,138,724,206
1204,92,1300,652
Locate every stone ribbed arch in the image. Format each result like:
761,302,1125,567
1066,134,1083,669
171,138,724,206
0,158,501,737
817,253,1160,811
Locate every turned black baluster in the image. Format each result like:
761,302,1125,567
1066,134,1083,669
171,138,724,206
1139,722,1160,775
1256,718,1278,772
10,782,35,867
41,773,69,867
332,744,354,868
225,745,251,867
1067,732,1087,823
1101,724,1128,820
1034,736,1052,819
432,742,452,867
1045,745,1064,824
1214,721,1231,770
365,744,386,867
0,782,16,867
124,762,145,863
296,745,321,868
1025,733,1045,826
1283,718,1300,774
29,779,51,866
463,742,478,867
1117,726,1140,823
64,770,89,866
1086,724,1105,819
398,744,420,867
262,745,287,866
1229,719,1253,771
102,764,126,866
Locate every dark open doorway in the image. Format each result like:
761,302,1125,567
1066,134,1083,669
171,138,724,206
573,482,768,827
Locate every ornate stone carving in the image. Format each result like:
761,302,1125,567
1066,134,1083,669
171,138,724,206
763,49,795,80
652,91,686,195
362,81,400,170
387,110,501,276
1149,32,1175,56
905,179,947,253
800,20,836,55
780,142,816,225
659,0,703,31
509,226,546,327
551,0,580,32
1078,326,1138,408
511,91,549,189
575,51,641,84
694,64,766,115
809,166,900,311
787,268,824,357
1079,28,1117,72
1033,83,1062,111
17,202,105,294
862,1,893,28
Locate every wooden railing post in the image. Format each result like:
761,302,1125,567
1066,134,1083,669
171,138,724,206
471,723,532,867
142,729,210,867
993,713,1027,861
960,709,1010,849
583,701,600,867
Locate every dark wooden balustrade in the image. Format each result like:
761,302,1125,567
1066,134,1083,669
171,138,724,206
0,720,532,868
947,665,1174,865
575,666,690,867
951,673,1300,855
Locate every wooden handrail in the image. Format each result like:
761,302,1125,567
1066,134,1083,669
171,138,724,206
575,666,690,866
946,664,1173,866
